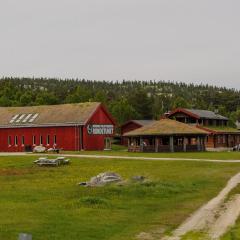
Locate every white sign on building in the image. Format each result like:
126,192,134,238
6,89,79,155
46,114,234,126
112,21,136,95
87,124,114,135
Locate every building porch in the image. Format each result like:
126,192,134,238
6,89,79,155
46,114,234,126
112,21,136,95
128,135,206,153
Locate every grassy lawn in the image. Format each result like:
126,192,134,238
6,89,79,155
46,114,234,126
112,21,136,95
1,156,240,240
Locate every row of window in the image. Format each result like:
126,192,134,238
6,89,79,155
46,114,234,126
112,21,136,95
8,135,57,146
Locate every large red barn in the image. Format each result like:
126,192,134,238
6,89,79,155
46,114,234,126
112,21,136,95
0,102,115,152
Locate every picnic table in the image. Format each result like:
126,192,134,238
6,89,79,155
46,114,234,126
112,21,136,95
34,157,70,166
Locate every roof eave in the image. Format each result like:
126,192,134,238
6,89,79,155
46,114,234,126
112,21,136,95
0,122,85,129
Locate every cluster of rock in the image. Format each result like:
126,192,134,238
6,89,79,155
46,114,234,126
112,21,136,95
79,172,146,187
79,172,122,187
33,146,61,153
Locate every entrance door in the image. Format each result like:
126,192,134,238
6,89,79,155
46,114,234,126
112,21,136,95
104,138,112,150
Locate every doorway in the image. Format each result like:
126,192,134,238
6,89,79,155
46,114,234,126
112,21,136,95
104,137,112,150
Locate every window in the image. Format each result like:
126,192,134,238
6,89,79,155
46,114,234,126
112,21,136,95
8,136,12,146
16,114,26,123
40,135,43,145
47,135,50,145
29,113,39,123
33,136,36,145
9,114,19,123
53,135,57,145
217,135,223,144
22,114,33,123
21,136,25,145
14,136,18,146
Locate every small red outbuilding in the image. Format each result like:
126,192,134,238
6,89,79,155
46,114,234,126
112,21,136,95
0,102,115,152
120,120,156,146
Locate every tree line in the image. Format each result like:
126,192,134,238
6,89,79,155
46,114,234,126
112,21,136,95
0,77,240,126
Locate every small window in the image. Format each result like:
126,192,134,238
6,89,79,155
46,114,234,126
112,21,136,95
14,136,18,146
22,114,33,123
8,136,12,146
29,113,39,123
40,135,43,145
33,136,36,145
9,114,19,123
21,136,25,145
53,135,57,145
16,114,26,123
47,135,50,145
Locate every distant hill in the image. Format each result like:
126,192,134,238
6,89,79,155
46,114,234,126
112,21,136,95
0,77,239,125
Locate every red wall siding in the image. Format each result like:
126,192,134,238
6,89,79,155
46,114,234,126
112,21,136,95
121,122,142,146
83,106,115,150
0,126,81,152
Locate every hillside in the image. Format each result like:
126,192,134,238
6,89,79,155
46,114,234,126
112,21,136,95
0,77,240,125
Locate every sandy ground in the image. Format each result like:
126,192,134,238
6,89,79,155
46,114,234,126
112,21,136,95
160,172,240,240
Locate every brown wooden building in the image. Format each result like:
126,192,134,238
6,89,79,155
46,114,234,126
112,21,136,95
124,119,207,152
168,108,240,148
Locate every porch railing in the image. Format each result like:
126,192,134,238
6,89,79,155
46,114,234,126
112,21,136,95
128,144,205,152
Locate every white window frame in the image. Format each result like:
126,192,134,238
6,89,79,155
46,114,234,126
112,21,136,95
47,135,50,145
40,135,43,145
32,135,36,145
8,136,12,146
21,136,25,146
14,136,18,146
53,135,57,145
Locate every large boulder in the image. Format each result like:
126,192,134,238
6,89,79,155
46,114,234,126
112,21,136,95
84,172,122,187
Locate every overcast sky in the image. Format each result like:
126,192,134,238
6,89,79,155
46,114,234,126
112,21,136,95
0,0,240,89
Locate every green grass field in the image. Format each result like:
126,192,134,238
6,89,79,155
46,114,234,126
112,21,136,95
1,156,240,240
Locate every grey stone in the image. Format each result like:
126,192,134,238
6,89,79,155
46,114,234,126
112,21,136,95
83,172,122,187
18,233,32,240
132,176,145,182
33,145,46,153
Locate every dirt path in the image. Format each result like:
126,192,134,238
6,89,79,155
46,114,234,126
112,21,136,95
209,194,240,239
53,154,240,163
161,172,240,240
2,152,240,163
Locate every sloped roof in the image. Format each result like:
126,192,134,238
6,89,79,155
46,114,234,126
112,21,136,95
132,120,156,126
0,102,102,128
124,119,207,136
197,125,240,134
184,109,228,120
169,108,228,120
121,120,156,127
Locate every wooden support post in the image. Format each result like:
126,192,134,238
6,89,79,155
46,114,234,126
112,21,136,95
183,137,187,152
170,136,174,152
197,136,201,151
155,137,159,152
202,137,206,151
140,137,143,152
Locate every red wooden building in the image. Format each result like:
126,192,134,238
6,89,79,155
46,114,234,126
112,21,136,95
0,102,115,152
167,108,240,148
120,120,156,146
